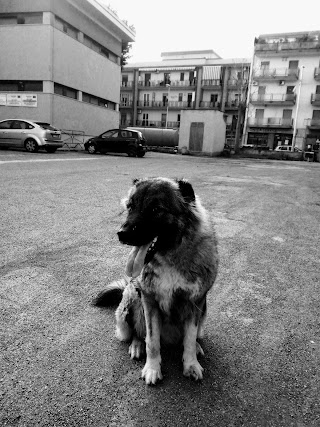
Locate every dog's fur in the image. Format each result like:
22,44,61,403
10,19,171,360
93,177,219,385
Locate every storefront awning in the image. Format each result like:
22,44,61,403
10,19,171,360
202,66,221,80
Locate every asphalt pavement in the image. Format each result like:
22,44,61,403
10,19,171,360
0,149,319,426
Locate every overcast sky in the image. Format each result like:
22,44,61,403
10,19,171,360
99,0,320,63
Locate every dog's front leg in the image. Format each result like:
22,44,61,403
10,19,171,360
183,318,204,381
141,294,162,385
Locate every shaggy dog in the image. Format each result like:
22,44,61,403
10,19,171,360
93,177,219,385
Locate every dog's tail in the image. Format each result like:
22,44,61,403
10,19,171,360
92,277,129,307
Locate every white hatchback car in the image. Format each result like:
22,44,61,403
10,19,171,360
0,119,62,153
274,145,293,152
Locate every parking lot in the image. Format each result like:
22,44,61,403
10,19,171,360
1,149,319,426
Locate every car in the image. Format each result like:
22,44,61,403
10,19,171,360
0,119,62,153
84,128,147,157
274,145,293,152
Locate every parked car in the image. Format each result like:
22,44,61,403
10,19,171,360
274,145,293,152
84,128,147,157
0,119,62,153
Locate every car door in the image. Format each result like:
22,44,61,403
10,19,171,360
10,120,26,147
0,120,14,146
118,130,133,153
97,130,118,153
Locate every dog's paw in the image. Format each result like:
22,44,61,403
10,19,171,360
141,363,163,385
196,342,204,357
183,359,204,381
129,338,145,359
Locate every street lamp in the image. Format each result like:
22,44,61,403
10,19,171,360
165,83,170,128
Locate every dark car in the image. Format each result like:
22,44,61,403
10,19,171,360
84,128,147,157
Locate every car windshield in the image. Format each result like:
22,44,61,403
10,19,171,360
35,122,58,131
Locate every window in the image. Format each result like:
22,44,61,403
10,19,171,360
54,83,77,99
82,92,115,110
178,93,183,102
287,86,295,94
180,73,184,81
261,61,270,69
210,94,218,104
55,16,78,40
0,120,12,129
0,80,43,92
83,34,118,63
0,13,42,25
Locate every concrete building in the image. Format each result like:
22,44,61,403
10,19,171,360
120,51,250,144
243,31,320,150
0,0,135,136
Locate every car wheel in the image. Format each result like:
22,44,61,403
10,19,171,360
25,139,39,153
128,148,137,157
87,143,97,154
45,147,57,153
137,152,145,158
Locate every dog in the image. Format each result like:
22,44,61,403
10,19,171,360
93,177,219,385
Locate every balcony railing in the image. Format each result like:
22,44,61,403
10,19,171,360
314,67,320,81
250,93,296,105
199,101,220,109
137,100,194,109
138,80,196,88
248,118,293,128
255,40,320,52
311,93,320,106
201,79,221,88
121,81,134,88
225,100,240,109
135,120,180,128
227,79,248,87
253,68,299,80
120,100,133,107
305,118,320,129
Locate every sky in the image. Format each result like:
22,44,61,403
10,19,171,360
99,0,320,64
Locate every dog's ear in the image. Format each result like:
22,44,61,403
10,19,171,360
176,179,195,204
132,178,141,186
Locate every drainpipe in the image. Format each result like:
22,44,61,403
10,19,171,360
292,66,304,149
241,53,255,146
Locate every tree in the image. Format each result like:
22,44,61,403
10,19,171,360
121,42,132,69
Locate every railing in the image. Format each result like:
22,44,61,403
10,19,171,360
255,40,320,52
120,100,133,107
250,93,296,104
305,119,320,128
199,101,220,109
135,120,180,128
225,100,240,108
201,79,221,87
61,129,86,150
121,81,134,88
253,68,299,79
136,100,194,108
311,94,320,105
248,118,293,127
138,80,196,88
227,79,248,87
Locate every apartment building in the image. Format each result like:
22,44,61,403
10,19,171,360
0,0,135,135
120,51,250,140
243,31,320,150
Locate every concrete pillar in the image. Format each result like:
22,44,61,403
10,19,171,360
132,69,139,126
195,67,203,109
220,66,230,112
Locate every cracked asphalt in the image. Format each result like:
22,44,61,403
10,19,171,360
0,150,319,426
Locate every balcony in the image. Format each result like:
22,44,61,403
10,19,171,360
248,117,293,128
255,40,320,54
250,93,296,105
201,79,221,89
225,100,240,110
314,68,320,81
120,100,133,108
311,93,320,106
137,100,194,109
138,80,196,89
227,79,248,88
135,120,180,128
199,101,220,109
120,81,134,89
305,118,320,129
253,67,299,81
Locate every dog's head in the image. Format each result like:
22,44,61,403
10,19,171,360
118,177,198,278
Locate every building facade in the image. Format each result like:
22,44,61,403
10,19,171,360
120,51,250,143
243,31,320,150
0,0,135,136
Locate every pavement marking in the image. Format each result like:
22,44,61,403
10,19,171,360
0,157,98,164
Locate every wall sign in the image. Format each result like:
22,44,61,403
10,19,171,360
0,93,37,107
